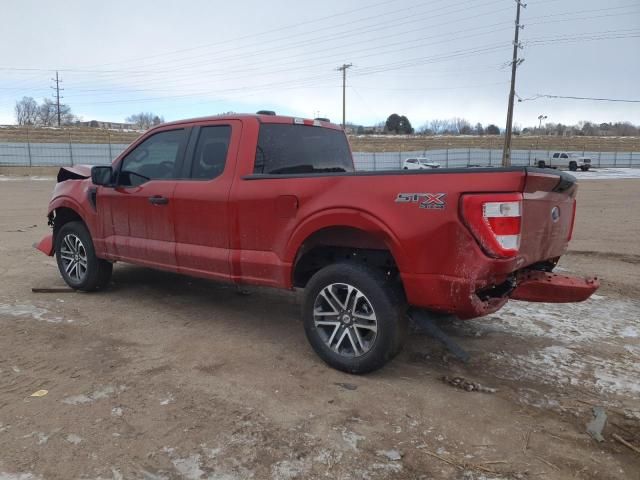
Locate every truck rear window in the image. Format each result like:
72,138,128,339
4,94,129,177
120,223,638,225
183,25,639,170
254,124,353,174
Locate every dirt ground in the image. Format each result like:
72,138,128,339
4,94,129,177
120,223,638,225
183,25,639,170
0,176,638,480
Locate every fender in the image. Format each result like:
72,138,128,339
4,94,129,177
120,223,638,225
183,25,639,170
48,194,99,241
284,207,408,277
48,196,90,225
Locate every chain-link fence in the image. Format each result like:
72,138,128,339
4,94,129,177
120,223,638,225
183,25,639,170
1,132,639,169
353,149,640,170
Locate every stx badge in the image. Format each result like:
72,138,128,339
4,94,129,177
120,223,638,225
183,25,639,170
395,193,447,210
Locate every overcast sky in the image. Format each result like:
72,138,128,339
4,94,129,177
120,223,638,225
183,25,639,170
1,0,638,128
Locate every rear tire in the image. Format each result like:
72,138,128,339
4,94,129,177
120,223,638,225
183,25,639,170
302,262,408,374
55,221,112,292
580,165,589,171
569,161,578,171
537,160,546,168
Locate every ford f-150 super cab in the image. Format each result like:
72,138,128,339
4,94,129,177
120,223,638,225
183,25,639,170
36,113,599,373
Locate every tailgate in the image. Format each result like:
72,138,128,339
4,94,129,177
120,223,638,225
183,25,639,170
518,168,577,267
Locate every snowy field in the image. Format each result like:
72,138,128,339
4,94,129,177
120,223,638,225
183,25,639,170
475,295,640,403
569,167,640,180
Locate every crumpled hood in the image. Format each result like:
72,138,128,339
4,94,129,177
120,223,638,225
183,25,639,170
57,165,93,182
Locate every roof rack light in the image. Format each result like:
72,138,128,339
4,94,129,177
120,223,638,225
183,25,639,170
257,110,276,115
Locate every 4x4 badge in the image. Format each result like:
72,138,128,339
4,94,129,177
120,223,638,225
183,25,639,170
395,193,446,210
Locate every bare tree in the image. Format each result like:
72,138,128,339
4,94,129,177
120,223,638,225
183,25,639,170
14,97,39,125
126,112,165,129
453,117,472,135
429,119,445,134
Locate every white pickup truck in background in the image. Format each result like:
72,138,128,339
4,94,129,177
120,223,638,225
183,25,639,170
534,151,592,171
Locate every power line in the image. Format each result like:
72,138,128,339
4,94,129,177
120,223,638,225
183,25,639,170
519,94,640,103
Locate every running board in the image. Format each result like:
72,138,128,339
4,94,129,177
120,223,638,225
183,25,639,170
409,309,470,363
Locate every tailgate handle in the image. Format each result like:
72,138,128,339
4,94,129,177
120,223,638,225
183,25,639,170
148,195,169,206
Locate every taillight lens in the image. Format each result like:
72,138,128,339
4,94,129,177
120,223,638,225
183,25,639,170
461,193,523,258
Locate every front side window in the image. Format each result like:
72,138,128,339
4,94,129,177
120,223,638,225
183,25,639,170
191,126,231,180
119,129,186,186
254,124,353,174
560,153,569,159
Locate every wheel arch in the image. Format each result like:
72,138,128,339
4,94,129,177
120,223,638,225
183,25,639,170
48,198,90,239
286,209,406,288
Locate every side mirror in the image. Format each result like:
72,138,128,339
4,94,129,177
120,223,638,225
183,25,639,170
91,166,114,186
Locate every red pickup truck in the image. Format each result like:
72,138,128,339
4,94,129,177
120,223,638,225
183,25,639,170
36,113,598,373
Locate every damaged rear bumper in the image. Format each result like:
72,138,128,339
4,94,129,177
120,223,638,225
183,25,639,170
510,270,599,303
402,269,600,320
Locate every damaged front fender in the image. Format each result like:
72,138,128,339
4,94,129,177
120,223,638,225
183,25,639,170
34,234,54,256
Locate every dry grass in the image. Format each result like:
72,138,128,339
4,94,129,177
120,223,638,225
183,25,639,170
1,126,638,152
0,126,141,144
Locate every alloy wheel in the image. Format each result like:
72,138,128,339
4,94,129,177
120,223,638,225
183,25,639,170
313,283,378,357
59,233,88,282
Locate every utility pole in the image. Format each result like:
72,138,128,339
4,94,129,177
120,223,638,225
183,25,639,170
51,71,63,127
502,0,525,166
336,63,352,128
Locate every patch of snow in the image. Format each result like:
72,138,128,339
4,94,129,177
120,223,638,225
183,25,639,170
340,429,365,451
0,175,55,182
478,296,640,345
270,459,309,480
171,454,205,480
160,394,175,405
65,433,82,445
62,385,125,405
571,168,640,180
0,474,43,480
376,449,403,461
0,303,65,323
475,295,640,397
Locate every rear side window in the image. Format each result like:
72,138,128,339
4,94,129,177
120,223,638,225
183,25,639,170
254,124,353,174
191,126,231,180
552,153,560,158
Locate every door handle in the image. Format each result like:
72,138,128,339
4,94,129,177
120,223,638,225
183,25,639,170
148,195,169,205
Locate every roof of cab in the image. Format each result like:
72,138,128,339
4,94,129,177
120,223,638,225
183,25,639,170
156,113,343,131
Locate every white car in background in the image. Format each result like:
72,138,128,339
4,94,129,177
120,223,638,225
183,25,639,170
403,157,440,169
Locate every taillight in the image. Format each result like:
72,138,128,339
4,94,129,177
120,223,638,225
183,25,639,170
461,193,523,258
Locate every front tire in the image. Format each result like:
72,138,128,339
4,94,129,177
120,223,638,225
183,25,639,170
55,221,112,291
302,262,407,374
